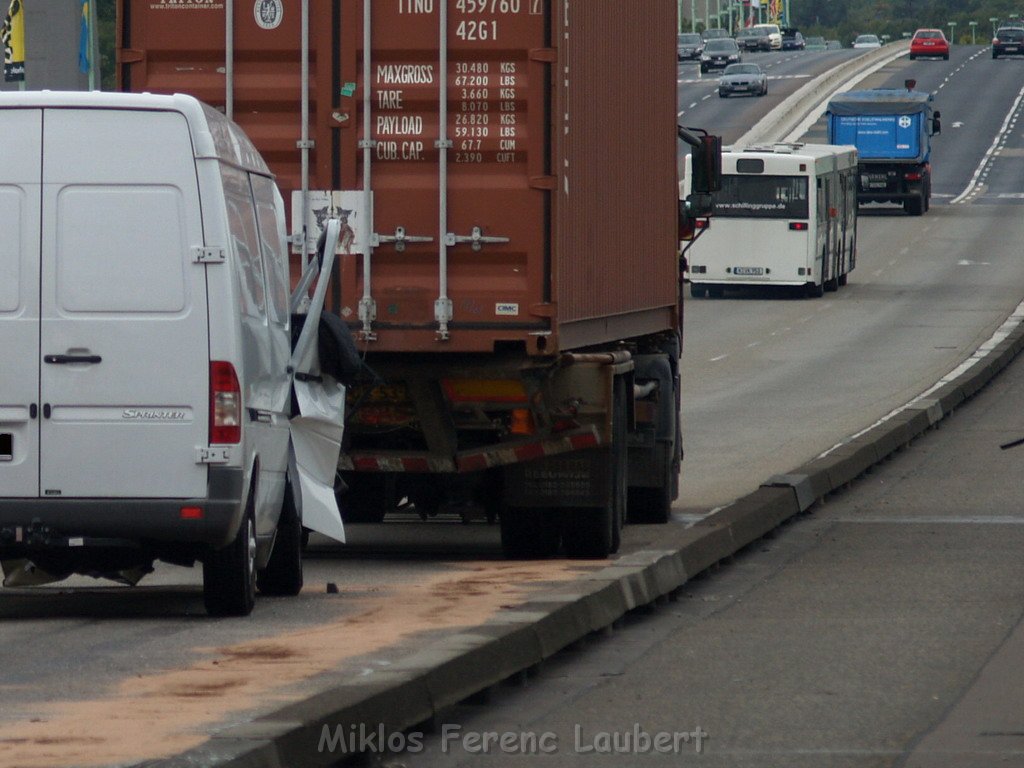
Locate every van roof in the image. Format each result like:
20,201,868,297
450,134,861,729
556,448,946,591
0,91,271,176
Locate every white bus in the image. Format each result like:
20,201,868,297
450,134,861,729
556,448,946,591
685,143,858,298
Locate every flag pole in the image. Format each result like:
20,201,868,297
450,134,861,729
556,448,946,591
88,0,98,89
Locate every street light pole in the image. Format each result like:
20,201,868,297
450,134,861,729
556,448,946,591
947,21,957,44
990,17,999,38
968,20,977,45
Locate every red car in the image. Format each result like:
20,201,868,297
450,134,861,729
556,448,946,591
909,29,950,60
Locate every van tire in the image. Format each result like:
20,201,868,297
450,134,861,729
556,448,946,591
257,484,303,596
203,501,257,616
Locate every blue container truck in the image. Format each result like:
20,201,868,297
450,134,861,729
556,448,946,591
826,84,941,216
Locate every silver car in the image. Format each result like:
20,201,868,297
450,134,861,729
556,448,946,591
718,63,768,97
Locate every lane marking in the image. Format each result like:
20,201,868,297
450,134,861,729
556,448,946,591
818,296,1024,458
838,516,1024,525
951,81,1024,204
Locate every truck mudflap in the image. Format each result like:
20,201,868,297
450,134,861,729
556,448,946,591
338,425,602,474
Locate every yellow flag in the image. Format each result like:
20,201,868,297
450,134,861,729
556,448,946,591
2,0,25,83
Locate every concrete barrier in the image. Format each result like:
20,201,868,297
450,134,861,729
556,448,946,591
736,41,911,147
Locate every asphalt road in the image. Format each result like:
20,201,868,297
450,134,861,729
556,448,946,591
4,45,1024,768
680,45,1024,508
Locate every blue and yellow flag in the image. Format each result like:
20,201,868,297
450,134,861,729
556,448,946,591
78,0,89,74
2,0,25,83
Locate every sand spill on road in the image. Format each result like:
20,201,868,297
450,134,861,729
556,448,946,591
0,559,599,768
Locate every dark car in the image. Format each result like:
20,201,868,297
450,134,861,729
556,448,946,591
781,27,805,50
700,38,742,72
993,26,1024,58
718,63,768,97
736,26,772,52
702,28,732,42
678,32,704,61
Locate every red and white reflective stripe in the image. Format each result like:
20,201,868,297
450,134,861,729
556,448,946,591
338,426,603,474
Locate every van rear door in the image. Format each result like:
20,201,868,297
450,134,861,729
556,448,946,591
38,108,210,499
0,109,42,498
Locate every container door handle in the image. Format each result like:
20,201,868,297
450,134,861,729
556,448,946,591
44,354,102,365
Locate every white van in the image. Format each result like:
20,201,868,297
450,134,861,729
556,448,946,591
0,92,344,616
753,23,783,50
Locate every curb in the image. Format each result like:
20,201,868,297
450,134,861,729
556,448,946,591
151,315,1024,768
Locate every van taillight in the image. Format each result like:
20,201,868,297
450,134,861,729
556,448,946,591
789,222,809,231
904,171,922,181
210,361,241,444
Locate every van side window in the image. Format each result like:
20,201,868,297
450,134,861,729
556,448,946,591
220,165,266,320
250,174,289,328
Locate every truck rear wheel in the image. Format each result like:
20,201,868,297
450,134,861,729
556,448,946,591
904,195,924,216
203,500,257,616
257,483,303,597
500,507,560,558
628,483,672,524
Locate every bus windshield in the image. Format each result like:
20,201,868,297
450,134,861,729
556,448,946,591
713,175,809,219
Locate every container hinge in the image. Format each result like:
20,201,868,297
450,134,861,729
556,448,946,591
358,138,377,149
444,227,510,252
192,246,226,264
196,446,231,464
296,139,315,150
372,226,435,253
118,48,145,64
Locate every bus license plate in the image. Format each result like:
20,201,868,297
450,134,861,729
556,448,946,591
733,267,764,276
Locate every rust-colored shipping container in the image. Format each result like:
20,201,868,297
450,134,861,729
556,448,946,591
118,0,678,354
118,0,685,559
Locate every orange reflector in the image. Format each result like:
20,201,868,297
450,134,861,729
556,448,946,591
180,506,204,520
442,379,528,404
509,408,536,435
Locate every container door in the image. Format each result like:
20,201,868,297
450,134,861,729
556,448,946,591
0,109,42,498
336,1,551,352
38,109,210,499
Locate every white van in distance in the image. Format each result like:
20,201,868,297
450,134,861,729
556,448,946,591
0,92,345,616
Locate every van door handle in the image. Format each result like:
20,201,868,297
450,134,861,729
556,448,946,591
44,355,102,365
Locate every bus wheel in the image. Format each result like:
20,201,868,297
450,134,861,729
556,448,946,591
805,281,824,298
825,275,839,292
838,273,848,287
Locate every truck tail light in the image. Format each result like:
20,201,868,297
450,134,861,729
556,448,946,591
210,361,242,444
789,222,809,231
904,171,923,181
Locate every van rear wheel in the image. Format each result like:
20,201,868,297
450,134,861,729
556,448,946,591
203,502,257,616
257,483,303,596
